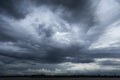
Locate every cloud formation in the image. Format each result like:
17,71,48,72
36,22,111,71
0,0,120,75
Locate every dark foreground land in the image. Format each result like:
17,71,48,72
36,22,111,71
0,75,120,80
0,77,120,80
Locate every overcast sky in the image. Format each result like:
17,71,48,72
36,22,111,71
0,0,120,75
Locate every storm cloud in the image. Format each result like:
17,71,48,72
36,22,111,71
0,0,120,75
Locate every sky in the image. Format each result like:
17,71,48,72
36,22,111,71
0,0,120,76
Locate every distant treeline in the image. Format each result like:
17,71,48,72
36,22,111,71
0,74,120,78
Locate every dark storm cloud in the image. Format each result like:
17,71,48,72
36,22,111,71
0,20,18,41
0,0,120,75
32,0,95,28
0,0,92,64
0,0,26,19
0,0,91,20
0,44,94,63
